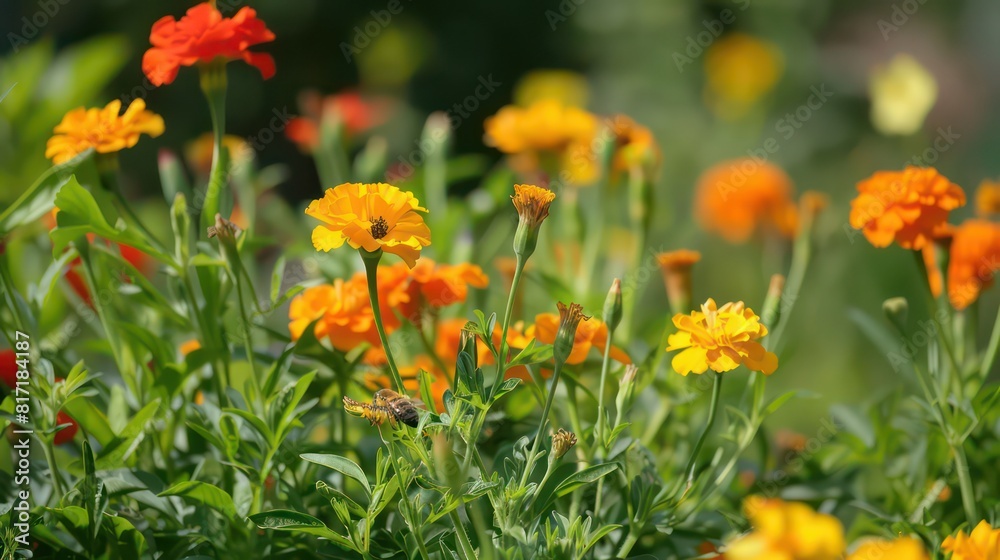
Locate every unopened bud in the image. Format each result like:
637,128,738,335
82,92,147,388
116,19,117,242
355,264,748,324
550,428,577,460
883,297,909,335
511,184,556,260
603,278,623,333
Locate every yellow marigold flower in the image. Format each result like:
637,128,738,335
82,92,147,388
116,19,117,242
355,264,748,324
848,537,929,560
704,34,783,120
45,99,165,164
948,219,1000,310
513,70,589,108
695,159,798,243
869,54,938,136
656,250,701,314
666,298,777,376
942,520,1000,560
185,133,253,175
976,179,1000,216
726,497,845,560
849,166,965,250
305,182,431,268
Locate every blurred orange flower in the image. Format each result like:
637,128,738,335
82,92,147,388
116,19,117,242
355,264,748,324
976,179,1000,216
528,312,630,366
849,166,965,250
609,114,659,173
286,90,392,150
306,183,431,268
433,318,532,382
695,159,797,243
142,2,275,87
666,298,777,376
942,520,1000,560
947,219,1000,310
485,100,599,185
726,497,844,560
45,99,164,164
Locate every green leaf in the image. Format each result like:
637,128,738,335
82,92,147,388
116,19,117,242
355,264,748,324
301,453,372,496
224,407,274,443
159,481,238,521
508,339,553,368
248,510,354,548
763,390,799,417
0,150,93,236
269,371,316,445
95,400,161,470
554,463,618,498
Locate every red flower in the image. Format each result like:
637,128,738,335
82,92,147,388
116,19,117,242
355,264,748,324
142,3,276,87
0,349,17,390
286,90,391,150
54,411,78,445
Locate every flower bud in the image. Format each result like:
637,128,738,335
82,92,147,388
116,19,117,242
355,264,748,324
603,278,623,333
883,297,909,335
511,184,556,260
656,250,701,315
760,274,785,327
553,302,589,366
458,321,479,371
616,364,638,412
550,428,577,461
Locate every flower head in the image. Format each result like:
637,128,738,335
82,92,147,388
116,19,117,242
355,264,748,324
657,250,701,314
976,179,1000,216
511,184,556,258
704,34,783,120
528,310,630,366
407,259,489,313
695,159,798,243
609,114,659,173
286,90,392,150
942,520,1000,560
288,279,382,352
142,2,276,87
45,99,164,164
849,166,965,250
550,428,577,460
306,183,431,268
947,219,1000,309
726,497,845,560
869,54,938,136
848,537,929,560
666,298,777,375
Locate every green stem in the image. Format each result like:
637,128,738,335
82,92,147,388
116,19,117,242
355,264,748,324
416,320,451,382
361,250,405,393
386,442,430,560
449,510,478,560
519,360,565,489
951,441,978,524
616,528,640,559
233,266,263,407
979,305,1000,379
595,335,615,450
492,254,525,398
681,372,723,491
41,437,65,503
199,61,229,233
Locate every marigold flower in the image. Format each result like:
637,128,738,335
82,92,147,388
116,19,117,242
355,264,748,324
185,133,253,175
694,159,798,243
45,99,164,164
942,520,1000,560
286,90,392,150
869,54,938,136
511,184,556,258
726,497,845,560
528,310,630,366
848,537,929,560
704,34,783,120
666,298,777,376
976,179,1000,216
407,259,489,313
657,250,701,314
609,114,659,173
433,318,532,381
849,166,965,250
142,2,276,87
305,183,431,268
288,279,381,352
947,219,1000,309
179,339,202,357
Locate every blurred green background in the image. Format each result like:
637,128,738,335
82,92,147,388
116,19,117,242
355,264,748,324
2,0,999,431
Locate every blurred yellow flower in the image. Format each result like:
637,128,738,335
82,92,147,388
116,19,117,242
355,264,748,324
976,179,1000,216
704,33,783,120
185,133,253,175
46,99,165,164
869,54,938,136
848,537,928,560
726,497,845,560
514,69,589,108
666,298,777,375
305,183,431,268
849,166,965,250
942,520,1000,560
484,99,599,185
179,339,201,357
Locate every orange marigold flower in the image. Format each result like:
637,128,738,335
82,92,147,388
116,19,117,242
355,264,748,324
609,114,659,173
306,183,431,268
45,99,164,164
975,179,1000,216
942,520,1000,560
286,90,392,150
142,2,275,87
288,279,381,352
666,298,777,375
408,258,489,310
179,339,202,357
433,318,533,381
849,166,966,250
694,159,798,243
726,497,845,560
848,537,929,560
527,312,630,366
947,219,1000,309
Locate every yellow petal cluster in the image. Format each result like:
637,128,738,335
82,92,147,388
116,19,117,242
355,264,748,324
726,497,845,560
46,99,165,164
666,298,777,375
942,520,1000,560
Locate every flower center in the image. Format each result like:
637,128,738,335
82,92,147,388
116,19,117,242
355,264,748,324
370,216,389,240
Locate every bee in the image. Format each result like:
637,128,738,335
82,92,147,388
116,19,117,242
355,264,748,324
343,389,420,428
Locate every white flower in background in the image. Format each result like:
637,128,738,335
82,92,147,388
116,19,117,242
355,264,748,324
869,54,938,136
